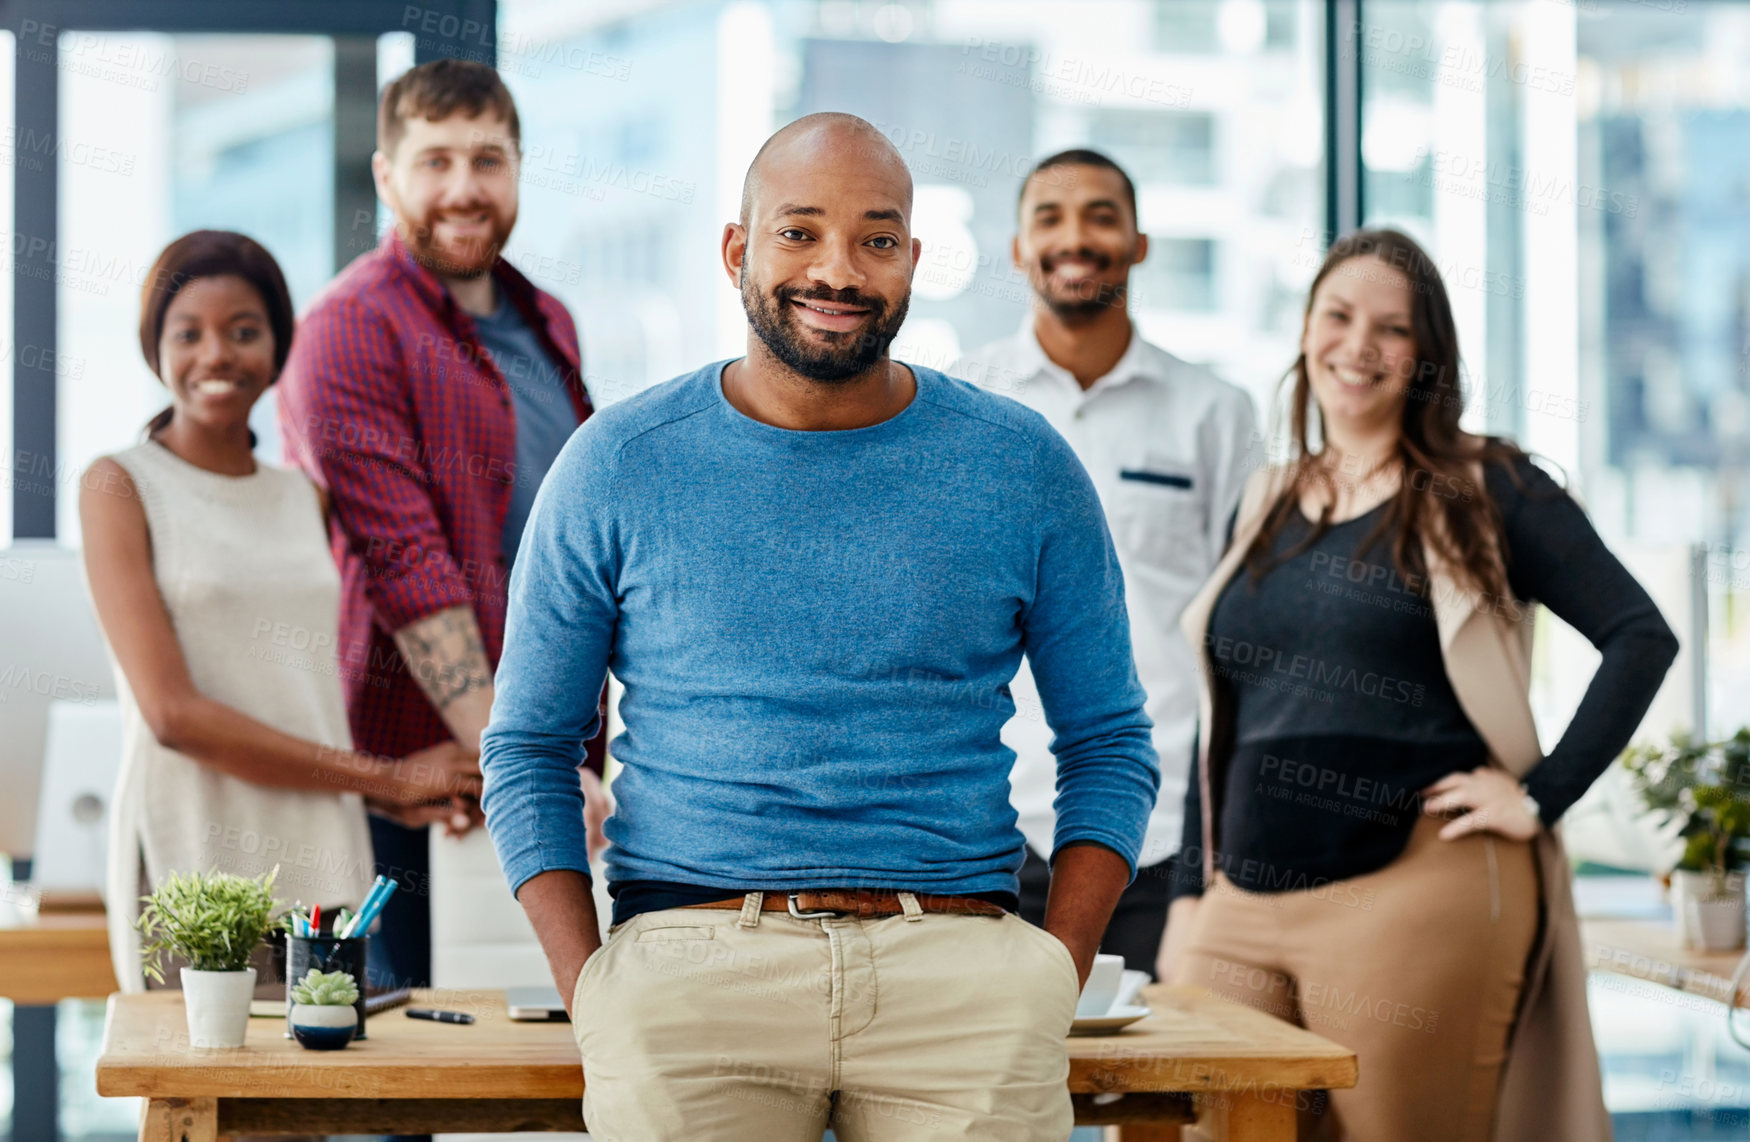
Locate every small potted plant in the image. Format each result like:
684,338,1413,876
1622,730,1750,951
288,968,361,1050
136,867,279,1048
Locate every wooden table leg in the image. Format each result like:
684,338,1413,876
1191,1089,1296,1142
139,1097,217,1142
1115,1124,1184,1141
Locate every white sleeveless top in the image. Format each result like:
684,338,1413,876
103,439,375,991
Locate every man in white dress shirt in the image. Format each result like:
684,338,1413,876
952,149,1259,976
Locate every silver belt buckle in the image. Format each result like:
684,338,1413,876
787,892,839,920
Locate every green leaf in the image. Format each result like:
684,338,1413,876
290,968,360,1006
1622,731,1750,876
134,866,280,983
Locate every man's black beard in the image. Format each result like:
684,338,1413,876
742,272,909,383
1035,247,1126,324
1041,290,1125,323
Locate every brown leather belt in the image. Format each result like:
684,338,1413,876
679,889,1007,919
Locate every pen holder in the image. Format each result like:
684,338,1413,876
285,935,370,1041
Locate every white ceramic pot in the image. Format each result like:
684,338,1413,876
180,967,256,1049
1687,897,1747,952
1672,870,1747,952
288,1002,359,1050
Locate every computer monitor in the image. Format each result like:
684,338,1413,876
33,698,123,894
0,540,118,859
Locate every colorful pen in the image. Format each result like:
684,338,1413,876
352,879,398,935
341,878,386,938
343,876,396,938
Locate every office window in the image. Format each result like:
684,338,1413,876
0,32,15,546
55,33,335,542
1135,236,1218,312
1575,0,1750,799
493,0,1322,420
1360,4,1750,1128
1581,11,1750,476
1153,2,1221,53
1359,0,1744,689
1264,0,1300,50
1089,109,1217,186
1358,2,1524,441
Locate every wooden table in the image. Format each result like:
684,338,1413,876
1582,917,1750,1010
0,902,118,1002
99,984,1355,1141
2,899,121,1142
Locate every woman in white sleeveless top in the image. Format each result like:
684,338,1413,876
80,231,478,991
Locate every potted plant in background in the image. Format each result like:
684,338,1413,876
1622,730,1750,952
287,968,361,1050
136,867,279,1048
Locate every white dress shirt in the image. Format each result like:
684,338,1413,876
951,320,1259,868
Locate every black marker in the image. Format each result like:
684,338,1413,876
406,1007,474,1024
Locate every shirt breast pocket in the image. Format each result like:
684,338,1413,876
1107,466,1205,569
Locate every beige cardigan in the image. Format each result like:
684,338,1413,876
1179,466,1613,1142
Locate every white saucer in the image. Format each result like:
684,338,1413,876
1070,1004,1150,1035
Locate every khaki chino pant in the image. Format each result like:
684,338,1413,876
1175,813,1539,1142
571,893,1080,1141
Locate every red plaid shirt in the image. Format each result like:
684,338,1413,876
280,230,602,767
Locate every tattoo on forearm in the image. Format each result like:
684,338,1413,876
394,607,492,711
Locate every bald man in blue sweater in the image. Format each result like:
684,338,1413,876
481,113,1158,1142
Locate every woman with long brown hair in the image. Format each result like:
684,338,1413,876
81,230,479,990
1159,228,1677,1140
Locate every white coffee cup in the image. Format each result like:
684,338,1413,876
1075,953,1126,1018
1114,969,1150,1010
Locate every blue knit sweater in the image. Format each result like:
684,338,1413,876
480,361,1158,899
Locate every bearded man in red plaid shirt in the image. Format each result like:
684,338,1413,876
280,59,606,989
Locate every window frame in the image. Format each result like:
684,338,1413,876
4,0,495,538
